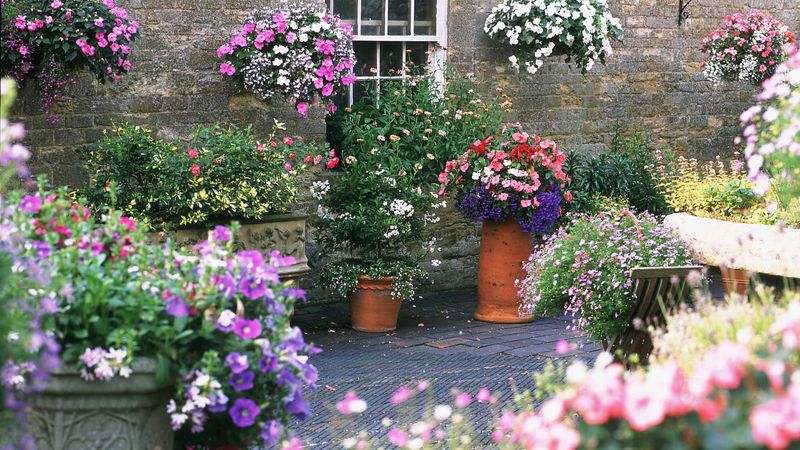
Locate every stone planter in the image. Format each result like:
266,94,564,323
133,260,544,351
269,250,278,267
664,213,800,294
475,219,534,324
162,214,310,286
28,359,173,450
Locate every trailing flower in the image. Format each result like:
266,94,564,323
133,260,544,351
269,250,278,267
0,0,139,122
518,210,695,340
701,10,796,86
217,2,356,117
738,52,800,225
484,0,622,74
438,123,570,235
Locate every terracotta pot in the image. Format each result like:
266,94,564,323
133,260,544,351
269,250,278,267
348,276,403,332
475,219,534,323
720,266,750,296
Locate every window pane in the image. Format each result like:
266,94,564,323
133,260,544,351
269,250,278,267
380,42,404,76
388,0,410,35
414,0,436,35
333,0,357,27
406,42,430,68
361,0,385,35
353,42,378,76
353,80,377,104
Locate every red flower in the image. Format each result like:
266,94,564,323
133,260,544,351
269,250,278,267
283,136,294,145
187,148,199,159
256,143,266,151
190,164,201,176
564,191,573,202
326,157,340,169
284,162,293,172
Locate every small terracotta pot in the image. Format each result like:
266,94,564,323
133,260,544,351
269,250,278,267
720,266,750,296
475,219,534,324
348,276,402,332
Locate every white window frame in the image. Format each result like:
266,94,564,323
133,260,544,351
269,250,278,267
329,0,448,105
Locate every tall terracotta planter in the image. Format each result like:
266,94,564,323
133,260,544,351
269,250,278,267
475,219,534,323
27,359,173,450
349,276,403,332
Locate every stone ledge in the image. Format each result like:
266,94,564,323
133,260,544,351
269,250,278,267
664,213,800,278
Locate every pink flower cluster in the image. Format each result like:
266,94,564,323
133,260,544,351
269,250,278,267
495,307,800,450
701,10,796,85
438,124,569,209
0,0,139,121
217,5,356,117
738,51,800,195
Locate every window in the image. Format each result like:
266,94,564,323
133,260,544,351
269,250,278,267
329,0,447,107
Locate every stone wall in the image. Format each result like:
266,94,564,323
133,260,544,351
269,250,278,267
10,0,800,300
448,0,800,158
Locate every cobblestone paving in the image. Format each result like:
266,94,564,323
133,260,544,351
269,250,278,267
290,290,601,449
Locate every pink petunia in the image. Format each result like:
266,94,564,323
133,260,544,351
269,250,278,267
219,62,236,76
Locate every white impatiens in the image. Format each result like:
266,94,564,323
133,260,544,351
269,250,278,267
484,0,622,75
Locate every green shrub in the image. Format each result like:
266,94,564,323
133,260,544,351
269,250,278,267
564,131,671,215
80,122,329,230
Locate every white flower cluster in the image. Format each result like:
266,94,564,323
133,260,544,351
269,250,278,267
310,180,331,200
79,347,132,381
167,371,228,433
484,0,622,74
387,199,415,217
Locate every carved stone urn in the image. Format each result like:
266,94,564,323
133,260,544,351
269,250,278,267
159,214,310,286
28,358,173,450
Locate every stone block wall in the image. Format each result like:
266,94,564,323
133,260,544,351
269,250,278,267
9,0,800,300
448,0,799,158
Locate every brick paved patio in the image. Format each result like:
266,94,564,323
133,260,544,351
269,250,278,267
290,290,601,448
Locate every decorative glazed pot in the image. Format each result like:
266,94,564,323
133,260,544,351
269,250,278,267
348,276,403,332
159,214,310,286
28,359,173,450
719,266,750,296
475,219,534,323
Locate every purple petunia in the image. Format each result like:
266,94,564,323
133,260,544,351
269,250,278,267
216,309,237,333
457,185,562,235
165,294,189,317
19,195,42,213
224,352,249,374
211,225,232,242
238,275,267,300
233,318,262,340
214,274,237,300
260,420,282,446
32,240,50,258
285,389,310,420
229,370,255,392
229,397,260,428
